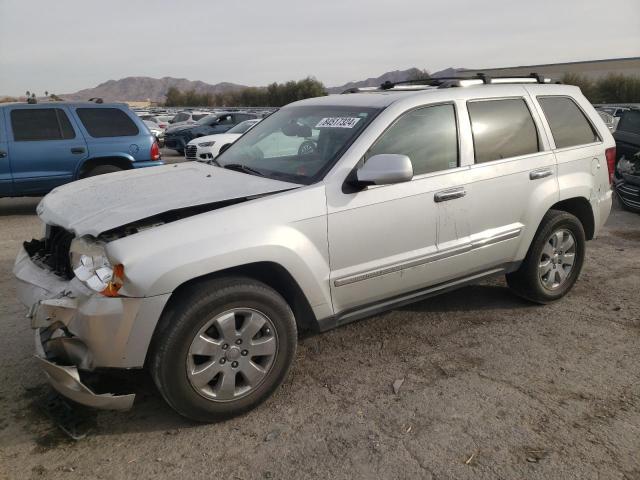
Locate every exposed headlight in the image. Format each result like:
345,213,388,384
70,237,125,296
198,141,215,147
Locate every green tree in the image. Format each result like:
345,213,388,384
162,78,327,107
596,74,640,103
164,87,184,106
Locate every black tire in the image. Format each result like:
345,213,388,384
506,209,586,304
83,164,123,177
149,276,297,422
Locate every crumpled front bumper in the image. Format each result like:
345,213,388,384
34,331,135,411
14,246,169,410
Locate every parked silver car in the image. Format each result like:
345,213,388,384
14,77,614,421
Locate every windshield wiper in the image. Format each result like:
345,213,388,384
222,163,265,177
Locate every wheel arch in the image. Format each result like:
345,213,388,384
549,196,595,240
77,155,134,178
153,261,319,343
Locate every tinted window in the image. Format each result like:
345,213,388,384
76,108,139,137
538,96,599,148
366,104,458,175
11,108,76,141
616,110,640,134
468,98,539,163
173,113,189,122
192,114,208,121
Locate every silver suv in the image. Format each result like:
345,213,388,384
15,76,614,421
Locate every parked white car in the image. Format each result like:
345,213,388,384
14,76,614,422
185,119,261,161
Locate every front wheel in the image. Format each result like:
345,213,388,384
506,210,586,304
150,277,297,422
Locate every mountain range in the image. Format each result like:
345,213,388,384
28,66,461,103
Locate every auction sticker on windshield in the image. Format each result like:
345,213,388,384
316,117,361,128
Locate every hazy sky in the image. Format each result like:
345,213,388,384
1,0,638,96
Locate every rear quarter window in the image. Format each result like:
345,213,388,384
467,98,540,163
537,96,600,148
76,108,139,137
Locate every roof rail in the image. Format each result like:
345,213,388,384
343,72,556,94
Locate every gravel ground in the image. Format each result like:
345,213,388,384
0,185,638,480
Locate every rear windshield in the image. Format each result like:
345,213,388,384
617,110,640,134
76,108,139,137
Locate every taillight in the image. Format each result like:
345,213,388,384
151,141,161,161
605,147,616,184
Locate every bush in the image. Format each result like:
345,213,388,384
562,73,640,103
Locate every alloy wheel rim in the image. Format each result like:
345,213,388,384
186,308,278,402
538,228,577,290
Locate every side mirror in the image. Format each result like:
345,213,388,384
355,154,413,186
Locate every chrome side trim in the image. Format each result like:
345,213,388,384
333,227,522,287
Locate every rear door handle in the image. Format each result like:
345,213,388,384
70,147,85,154
529,168,553,180
0,150,6,158
434,187,466,202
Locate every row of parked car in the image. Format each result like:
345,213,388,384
132,107,275,151
595,104,635,132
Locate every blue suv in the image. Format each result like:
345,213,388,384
0,102,163,197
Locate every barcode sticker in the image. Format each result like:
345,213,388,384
316,117,361,128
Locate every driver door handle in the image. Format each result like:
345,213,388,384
434,187,466,202
0,150,6,159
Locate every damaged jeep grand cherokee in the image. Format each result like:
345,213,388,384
15,76,614,422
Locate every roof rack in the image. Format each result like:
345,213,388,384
342,72,557,94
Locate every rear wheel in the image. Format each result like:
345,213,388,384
150,277,297,422
83,164,123,177
506,210,585,303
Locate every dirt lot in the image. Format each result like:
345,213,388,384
0,186,638,480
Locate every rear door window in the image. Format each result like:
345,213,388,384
10,108,76,141
76,108,139,137
467,98,540,163
537,96,600,148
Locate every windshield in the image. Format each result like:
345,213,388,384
195,114,217,125
228,120,259,134
216,105,380,184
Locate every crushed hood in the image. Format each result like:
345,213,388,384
37,163,299,236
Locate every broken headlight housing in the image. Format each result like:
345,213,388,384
69,237,124,297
